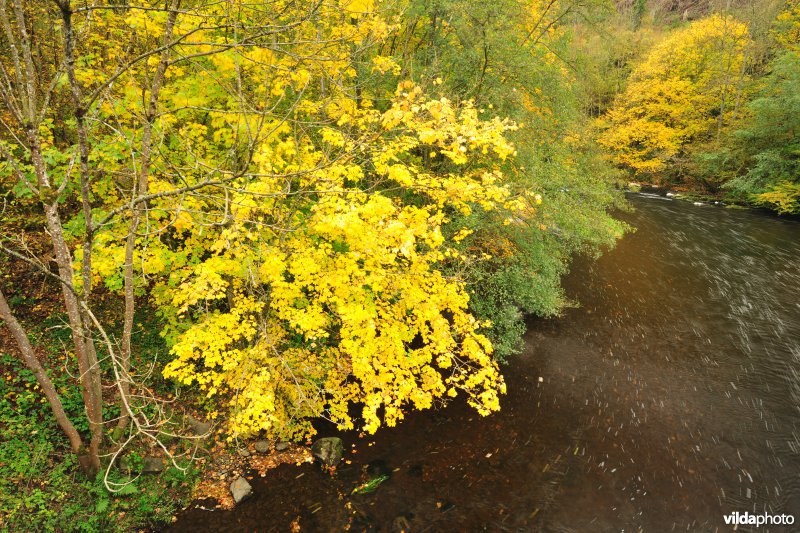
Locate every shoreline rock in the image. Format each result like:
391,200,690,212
311,437,344,468
230,476,252,504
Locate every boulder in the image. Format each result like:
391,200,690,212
311,437,344,468
254,440,270,454
275,441,290,452
230,476,252,504
142,456,165,473
118,456,164,474
185,415,211,436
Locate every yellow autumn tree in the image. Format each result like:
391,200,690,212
597,14,751,178
53,0,538,441
159,80,529,440
774,0,800,52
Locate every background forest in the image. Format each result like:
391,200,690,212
591,0,800,213
0,0,796,530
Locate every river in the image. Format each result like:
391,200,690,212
170,193,800,532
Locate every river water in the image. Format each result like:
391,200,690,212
171,193,800,532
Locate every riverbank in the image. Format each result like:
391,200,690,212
625,182,800,222
0,292,198,530
626,182,736,206
169,193,800,531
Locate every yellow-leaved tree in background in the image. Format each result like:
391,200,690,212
597,14,751,179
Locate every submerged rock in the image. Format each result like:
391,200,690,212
366,459,391,477
230,476,252,504
391,514,413,532
311,437,344,468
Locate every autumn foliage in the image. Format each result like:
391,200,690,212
159,83,523,439
0,0,576,447
598,14,751,177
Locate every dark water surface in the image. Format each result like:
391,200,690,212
170,194,800,532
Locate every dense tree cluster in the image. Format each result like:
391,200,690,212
0,0,623,486
593,0,800,213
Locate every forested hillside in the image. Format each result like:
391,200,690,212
591,0,800,213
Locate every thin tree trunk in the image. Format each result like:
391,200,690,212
1,0,103,475
58,1,105,460
731,41,750,124
0,287,91,467
22,104,101,468
118,5,179,434
9,0,104,473
59,2,96,301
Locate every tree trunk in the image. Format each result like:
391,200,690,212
118,4,179,434
2,0,104,475
58,2,105,464
29,130,104,476
0,287,94,472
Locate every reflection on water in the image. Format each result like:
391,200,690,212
170,194,800,532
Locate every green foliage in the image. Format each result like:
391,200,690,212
694,0,800,212
380,0,627,361
572,18,665,118
351,474,390,494
467,261,559,361
714,51,800,211
0,340,196,532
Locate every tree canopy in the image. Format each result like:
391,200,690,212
0,0,624,465
597,14,751,178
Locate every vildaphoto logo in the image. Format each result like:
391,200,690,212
724,511,795,527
